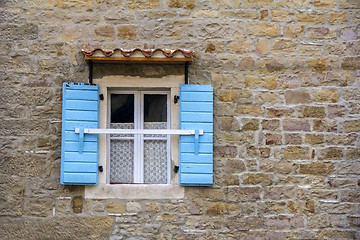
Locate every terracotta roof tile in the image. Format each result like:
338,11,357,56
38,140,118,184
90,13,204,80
82,48,194,58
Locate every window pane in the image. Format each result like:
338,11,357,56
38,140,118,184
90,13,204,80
144,140,167,184
110,140,134,184
144,94,167,123
111,94,134,123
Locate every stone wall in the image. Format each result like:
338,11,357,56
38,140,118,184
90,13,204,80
0,0,359,239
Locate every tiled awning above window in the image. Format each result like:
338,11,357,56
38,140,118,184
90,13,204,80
82,48,194,64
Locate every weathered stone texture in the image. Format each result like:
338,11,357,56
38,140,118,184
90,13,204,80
1,0,359,239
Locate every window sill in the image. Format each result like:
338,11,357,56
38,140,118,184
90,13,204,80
85,184,185,199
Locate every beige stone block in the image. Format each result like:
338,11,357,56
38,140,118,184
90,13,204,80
193,10,219,18
300,163,335,174
235,104,263,116
241,118,259,131
313,89,339,103
285,24,305,37
314,0,337,8
256,38,271,55
299,44,322,56
344,120,360,132
220,10,258,19
187,188,223,201
211,73,232,88
285,90,311,104
308,27,337,39
168,0,195,9
258,57,285,73
216,89,252,103
205,41,225,53
243,0,274,8
267,107,295,118
248,21,279,36
326,133,357,145
281,146,310,159
245,76,277,89
308,58,328,71
328,12,347,24
60,25,78,42
342,57,360,70
271,9,294,22
205,202,239,215
272,39,297,56
226,187,261,202
239,57,256,71
212,0,232,9
23,197,53,217
260,9,269,20
297,13,325,24
97,0,126,10
214,145,238,158
54,0,94,11
260,160,293,174
283,119,311,131
93,25,115,41
128,0,160,9
267,216,292,229
300,106,326,118
107,202,126,213
305,134,324,145
242,173,274,186
227,41,253,54
340,0,360,9
185,216,222,230
254,92,279,104
117,25,137,39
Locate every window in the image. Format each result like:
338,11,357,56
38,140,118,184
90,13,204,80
60,75,214,199
108,90,170,184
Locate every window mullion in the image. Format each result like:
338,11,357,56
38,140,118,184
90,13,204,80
133,92,143,183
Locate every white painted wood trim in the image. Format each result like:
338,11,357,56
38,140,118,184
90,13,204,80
75,128,204,135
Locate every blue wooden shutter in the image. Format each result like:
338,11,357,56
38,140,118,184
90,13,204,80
179,84,213,186
61,82,99,185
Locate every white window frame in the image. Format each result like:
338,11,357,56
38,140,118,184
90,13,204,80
85,75,185,199
107,90,171,184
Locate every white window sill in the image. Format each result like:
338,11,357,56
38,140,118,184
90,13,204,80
85,184,185,199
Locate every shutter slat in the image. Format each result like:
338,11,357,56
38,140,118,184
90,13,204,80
61,82,99,185
179,84,213,186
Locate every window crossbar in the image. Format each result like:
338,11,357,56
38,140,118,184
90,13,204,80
75,128,204,136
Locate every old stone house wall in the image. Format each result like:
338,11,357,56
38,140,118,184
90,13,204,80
0,0,359,239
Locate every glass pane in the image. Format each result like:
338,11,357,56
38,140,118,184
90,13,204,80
144,140,167,184
111,94,134,123
144,94,167,123
144,94,167,138
110,140,134,184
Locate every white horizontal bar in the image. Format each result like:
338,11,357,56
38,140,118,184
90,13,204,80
75,128,204,136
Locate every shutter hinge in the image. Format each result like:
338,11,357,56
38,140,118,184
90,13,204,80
98,166,103,172
174,166,179,173
99,94,104,100
173,95,179,104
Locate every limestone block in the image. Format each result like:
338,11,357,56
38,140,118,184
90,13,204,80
313,89,339,102
328,12,347,25
314,0,337,8
245,76,277,89
117,25,137,39
285,90,311,104
299,163,335,174
297,13,325,24
260,160,293,174
305,134,324,145
226,187,261,202
248,21,279,36
281,146,310,159
340,0,360,9
54,0,94,11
